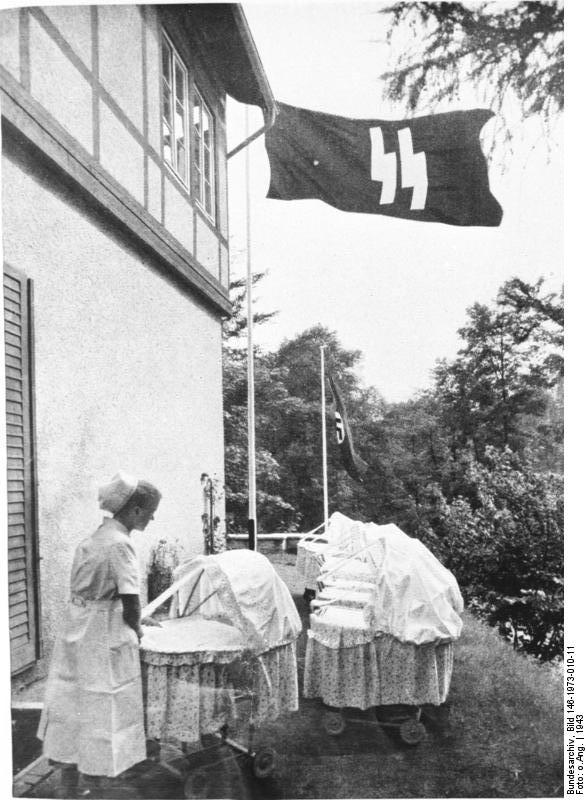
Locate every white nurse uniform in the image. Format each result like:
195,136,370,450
38,517,146,777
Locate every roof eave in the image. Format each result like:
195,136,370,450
230,4,277,124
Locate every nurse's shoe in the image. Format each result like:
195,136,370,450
78,775,102,798
56,764,79,799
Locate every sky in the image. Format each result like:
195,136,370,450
226,1,563,404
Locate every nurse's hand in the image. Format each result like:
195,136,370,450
142,615,162,628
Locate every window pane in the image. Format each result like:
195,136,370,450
202,108,211,138
193,85,215,214
162,40,171,83
161,34,189,187
175,63,185,104
175,101,185,141
193,144,202,177
163,123,172,165
177,143,186,181
162,88,172,126
193,167,201,201
193,99,202,147
193,92,202,196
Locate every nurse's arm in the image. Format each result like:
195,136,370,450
120,594,143,639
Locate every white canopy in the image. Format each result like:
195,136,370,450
369,522,463,645
317,514,463,646
167,549,302,654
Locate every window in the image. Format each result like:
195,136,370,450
4,264,39,674
162,35,188,186
193,87,216,221
160,31,217,222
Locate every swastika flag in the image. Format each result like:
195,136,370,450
328,374,368,483
265,103,502,227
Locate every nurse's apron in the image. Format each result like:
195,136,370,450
38,595,146,777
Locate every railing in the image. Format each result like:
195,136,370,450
226,532,308,551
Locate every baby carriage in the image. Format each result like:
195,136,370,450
139,549,302,797
295,523,328,602
303,516,463,745
295,513,369,601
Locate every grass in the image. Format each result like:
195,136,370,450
422,609,563,797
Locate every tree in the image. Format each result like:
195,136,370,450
498,276,563,328
377,393,451,531
223,346,300,533
222,271,296,532
433,279,563,462
496,279,563,472
269,325,371,529
379,1,563,152
497,276,564,377
432,447,563,661
222,272,277,341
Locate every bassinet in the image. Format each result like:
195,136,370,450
139,549,302,791
302,517,463,743
295,513,367,597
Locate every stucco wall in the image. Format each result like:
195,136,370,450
2,140,226,658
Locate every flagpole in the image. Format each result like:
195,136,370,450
320,346,329,534
245,105,257,551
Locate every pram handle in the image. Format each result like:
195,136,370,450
140,567,204,620
296,522,327,546
318,540,381,585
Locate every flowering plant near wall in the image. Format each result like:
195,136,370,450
147,538,183,605
201,473,226,554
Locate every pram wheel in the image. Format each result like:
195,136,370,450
183,768,210,799
398,718,426,746
146,738,161,760
303,588,316,604
323,710,346,736
252,747,277,779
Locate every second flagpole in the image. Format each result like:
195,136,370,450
246,105,257,551
320,345,329,534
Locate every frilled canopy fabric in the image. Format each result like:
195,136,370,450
168,550,302,654
312,512,464,646
140,617,247,665
369,522,463,645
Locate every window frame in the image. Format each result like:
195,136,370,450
161,32,190,190
192,84,217,224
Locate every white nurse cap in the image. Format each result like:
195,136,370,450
98,471,139,514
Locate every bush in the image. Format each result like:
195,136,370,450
429,448,563,661
147,538,183,605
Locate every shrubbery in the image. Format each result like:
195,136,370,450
418,448,563,660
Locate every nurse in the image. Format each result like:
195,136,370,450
38,471,162,798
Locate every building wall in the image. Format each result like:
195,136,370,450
2,135,226,659
0,4,230,296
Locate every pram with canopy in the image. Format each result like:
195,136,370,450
295,523,329,601
295,514,369,600
139,549,301,797
302,513,463,744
